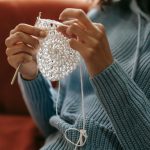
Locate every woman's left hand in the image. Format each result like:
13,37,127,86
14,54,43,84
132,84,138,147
58,8,113,77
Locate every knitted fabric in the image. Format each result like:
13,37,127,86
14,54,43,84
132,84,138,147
35,18,80,81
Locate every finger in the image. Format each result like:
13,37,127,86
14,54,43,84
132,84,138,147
62,19,85,29
69,38,89,58
5,32,39,48
7,53,33,69
94,23,110,48
56,25,71,38
57,25,76,38
6,43,37,57
10,23,47,37
67,23,99,48
90,23,106,40
59,8,94,30
57,24,68,33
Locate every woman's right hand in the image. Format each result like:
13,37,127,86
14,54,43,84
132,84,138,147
5,23,47,80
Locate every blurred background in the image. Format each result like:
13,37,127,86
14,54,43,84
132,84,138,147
0,0,89,149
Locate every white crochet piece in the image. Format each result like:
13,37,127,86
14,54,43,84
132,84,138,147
35,18,80,81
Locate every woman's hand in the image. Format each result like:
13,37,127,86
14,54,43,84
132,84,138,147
5,23,47,80
58,8,113,77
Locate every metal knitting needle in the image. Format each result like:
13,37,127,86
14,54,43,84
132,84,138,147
10,12,42,85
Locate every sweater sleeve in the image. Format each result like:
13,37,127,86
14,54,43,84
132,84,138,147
90,61,150,149
18,73,57,137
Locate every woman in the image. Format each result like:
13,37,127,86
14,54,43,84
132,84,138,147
5,0,150,149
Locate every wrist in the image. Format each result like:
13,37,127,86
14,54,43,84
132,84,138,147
89,58,114,78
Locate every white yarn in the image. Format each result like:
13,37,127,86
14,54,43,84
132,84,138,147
34,15,88,149
56,60,88,150
64,60,88,150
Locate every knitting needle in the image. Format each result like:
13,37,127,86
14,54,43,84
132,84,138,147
10,12,42,85
11,64,22,85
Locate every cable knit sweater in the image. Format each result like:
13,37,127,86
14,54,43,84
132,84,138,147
18,1,150,149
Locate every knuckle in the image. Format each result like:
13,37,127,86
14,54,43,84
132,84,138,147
73,19,78,24
7,57,14,67
100,29,105,37
7,57,11,63
86,49,98,61
35,38,39,45
20,54,26,61
69,39,75,48
31,50,37,56
96,33,103,40
18,45,26,53
70,23,77,31
20,54,32,62
69,39,74,46
16,23,25,30
64,8,70,13
86,48,94,59
7,57,13,67
33,28,38,34
15,32,23,39
99,24,105,32
10,29,14,35
93,40,100,49
94,24,106,40
96,31,105,41
32,28,39,36
5,48,10,55
100,31,105,38
18,44,25,50
26,55,32,62
77,9,84,18
7,55,20,69
33,39,39,48
5,37,10,46
89,48,96,56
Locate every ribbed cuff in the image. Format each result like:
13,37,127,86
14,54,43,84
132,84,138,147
18,72,53,93
90,60,129,110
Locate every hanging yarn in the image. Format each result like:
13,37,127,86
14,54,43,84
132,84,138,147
35,14,88,149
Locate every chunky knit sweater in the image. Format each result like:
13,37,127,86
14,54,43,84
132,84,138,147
18,1,150,149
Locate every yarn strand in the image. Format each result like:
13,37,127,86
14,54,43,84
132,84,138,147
56,59,88,150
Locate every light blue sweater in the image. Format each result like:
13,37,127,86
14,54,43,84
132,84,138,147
18,1,150,149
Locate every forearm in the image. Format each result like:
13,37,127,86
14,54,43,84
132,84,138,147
18,73,57,137
90,61,150,149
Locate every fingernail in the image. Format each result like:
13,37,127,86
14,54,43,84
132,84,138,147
59,15,61,20
56,27,60,32
40,30,48,37
59,15,63,20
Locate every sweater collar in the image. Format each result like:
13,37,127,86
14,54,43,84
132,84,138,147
130,0,150,22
